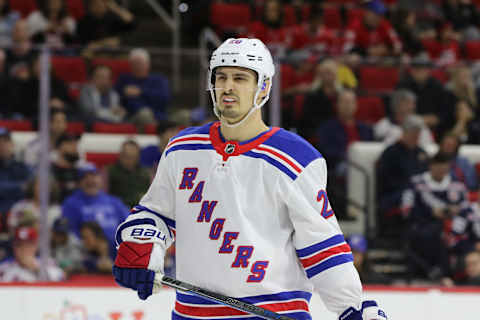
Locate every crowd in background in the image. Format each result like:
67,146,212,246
1,0,480,287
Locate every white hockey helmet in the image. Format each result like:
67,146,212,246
208,38,275,125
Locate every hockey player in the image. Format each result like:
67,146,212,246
112,38,387,320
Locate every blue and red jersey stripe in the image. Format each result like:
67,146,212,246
296,234,354,279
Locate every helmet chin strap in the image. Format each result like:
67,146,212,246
216,103,260,128
211,82,267,128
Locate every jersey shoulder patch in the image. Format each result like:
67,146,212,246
165,122,215,156
245,128,323,180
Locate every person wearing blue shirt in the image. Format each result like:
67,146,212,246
62,164,129,255
439,133,478,191
0,127,32,216
140,119,179,169
115,48,170,125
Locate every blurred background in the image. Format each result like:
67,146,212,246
1,0,480,318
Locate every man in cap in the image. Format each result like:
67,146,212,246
62,163,129,257
0,226,64,282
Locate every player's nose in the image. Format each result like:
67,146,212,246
224,76,235,92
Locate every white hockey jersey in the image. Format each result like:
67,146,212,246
123,122,362,319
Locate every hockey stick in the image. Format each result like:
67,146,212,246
157,275,295,320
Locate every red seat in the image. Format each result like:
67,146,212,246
144,124,157,135
51,56,88,84
91,58,131,82
92,122,137,134
210,3,251,34
85,153,118,169
66,122,85,135
359,66,399,92
66,0,85,20
355,96,385,124
323,7,342,30
9,0,37,17
0,120,33,131
465,41,480,60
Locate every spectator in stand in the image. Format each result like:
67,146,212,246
52,133,88,201
26,0,76,49
396,54,456,138
140,119,180,169
442,0,480,40
246,0,291,58
79,64,126,123
0,127,32,217
289,4,336,56
115,48,171,126
460,251,480,285
0,49,8,115
77,0,136,58
5,19,35,85
0,226,64,282
50,217,84,276
6,175,61,234
0,0,20,48
107,140,150,208
7,53,74,120
62,163,129,255
391,9,426,58
376,115,429,235
439,133,478,191
280,54,316,131
346,234,391,284
343,0,402,58
297,58,340,142
452,188,480,254
445,65,477,141
425,23,461,68
401,152,467,285
80,221,113,273
315,89,373,219
315,89,373,171
447,65,478,109
374,89,434,149
22,108,67,168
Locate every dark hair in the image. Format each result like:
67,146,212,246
55,133,79,148
156,120,178,135
429,152,453,165
38,0,68,20
89,64,112,79
121,139,140,151
0,1,11,16
80,221,107,241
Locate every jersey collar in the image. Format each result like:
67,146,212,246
209,122,280,161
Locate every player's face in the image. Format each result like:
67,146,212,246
214,67,259,122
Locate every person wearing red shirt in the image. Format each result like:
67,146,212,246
343,0,402,58
289,5,336,56
246,0,291,58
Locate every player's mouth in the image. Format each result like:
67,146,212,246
222,96,237,105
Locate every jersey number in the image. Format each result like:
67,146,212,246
317,190,334,219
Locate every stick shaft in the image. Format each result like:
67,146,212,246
160,276,295,320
